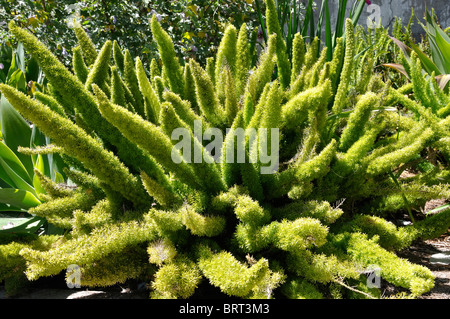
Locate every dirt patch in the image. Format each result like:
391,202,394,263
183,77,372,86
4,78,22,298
394,234,450,299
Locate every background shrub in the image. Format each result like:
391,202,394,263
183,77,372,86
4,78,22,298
0,0,260,67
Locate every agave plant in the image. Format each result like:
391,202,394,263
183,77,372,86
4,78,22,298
386,8,450,91
0,2,449,299
254,0,369,63
0,42,67,242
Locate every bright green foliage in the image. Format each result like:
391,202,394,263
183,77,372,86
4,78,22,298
150,15,184,97
0,84,149,208
235,23,252,98
214,24,238,101
7,21,160,181
0,17,449,300
291,33,306,84
0,235,60,296
339,92,379,151
148,238,178,266
151,255,201,299
366,128,434,176
110,66,127,108
136,57,160,123
73,23,97,66
196,245,282,298
282,80,332,130
72,46,89,84
272,200,343,225
33,92,66,117
296,139,337,182
180,205,226,237
92,85,200,191
190,59,226,128
346,232,434,296
281,278,324,299
245,34,277,105
265,0,291,89
20,215,158,281
234,194,270,227
162,91,201,130
113,40,125,74
84,40,112,93
182,63,198,114
332,19,355,114
123,50,145,118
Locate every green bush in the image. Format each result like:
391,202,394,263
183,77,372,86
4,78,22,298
0,7,449,299
0,0,259,67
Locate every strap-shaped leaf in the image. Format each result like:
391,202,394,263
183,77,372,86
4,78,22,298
0,188,41,210
0,156,35,195
0,216,45,235
0,140,31,184
0,94,33,176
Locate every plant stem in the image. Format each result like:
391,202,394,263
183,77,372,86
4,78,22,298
388,170,416,224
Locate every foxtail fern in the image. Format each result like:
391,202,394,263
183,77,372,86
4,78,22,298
0,17,449,300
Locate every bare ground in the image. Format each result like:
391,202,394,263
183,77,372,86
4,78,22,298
395,234,450,299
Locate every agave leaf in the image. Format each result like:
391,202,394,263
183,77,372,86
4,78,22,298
389,36,412,62
26,56,41,82
0,188,41,210
15,42,26,74
54,170,65,184
435,74,450,90
423,9,450,74
7,69,27,91
382,63,410,80
301,0,315,37
434,29,450,74
0,215,45,235
0,94,33,176
0,140,31,184
32,154,46,197
390,35,441,76
0,203,24,212
0,157,36,195
324,0,332,61
408,40,441,75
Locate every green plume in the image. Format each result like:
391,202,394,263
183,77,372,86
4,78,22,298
73,23,97,66
84,40,112,93
332,19,355,114
0,84,150,208
265,0,291,88
124,50,146,118
150,15,184,96
235,23,251,97
136,57,160,123
189,59,226,128
72,46,89,84
112,40,124,73
92,85,201,190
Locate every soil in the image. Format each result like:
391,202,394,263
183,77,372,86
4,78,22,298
394,234,450,299
381,197,450,299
